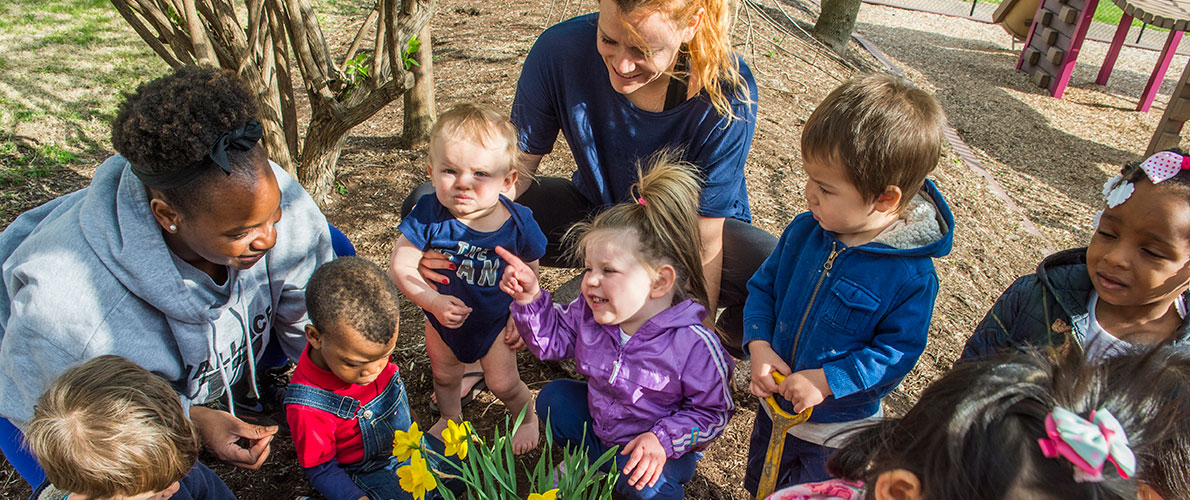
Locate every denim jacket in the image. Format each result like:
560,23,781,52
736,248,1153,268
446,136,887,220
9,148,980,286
512,293,735,459
742,180,954,423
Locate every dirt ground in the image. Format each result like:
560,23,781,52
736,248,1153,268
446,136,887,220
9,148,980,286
0,0,1178,497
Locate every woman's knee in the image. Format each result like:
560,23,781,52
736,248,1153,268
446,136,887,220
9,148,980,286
401,182,435,219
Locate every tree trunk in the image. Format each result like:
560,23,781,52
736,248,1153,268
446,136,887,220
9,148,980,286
401,1,435,147
814,0,861,55
298,111,352,204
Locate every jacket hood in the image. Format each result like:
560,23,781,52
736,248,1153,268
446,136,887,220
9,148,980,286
77,156,230,372
855,179,954,258
81,157,221,323
624,298,707,342
1035,248,1095,320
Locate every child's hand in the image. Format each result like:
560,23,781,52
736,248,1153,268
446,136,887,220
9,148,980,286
778,369,832,414
501,316,525,351
747,341,791,398
620,431,667,490
495,246,541,304
430,294,472,329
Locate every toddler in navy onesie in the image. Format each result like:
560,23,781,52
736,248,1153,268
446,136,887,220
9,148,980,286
390,103,546,454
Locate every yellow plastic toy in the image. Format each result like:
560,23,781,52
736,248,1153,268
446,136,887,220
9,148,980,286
754,371,814,500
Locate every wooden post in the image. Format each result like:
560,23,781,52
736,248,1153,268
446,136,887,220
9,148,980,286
1138,29,1185,112
1051,0,1100,99
1097,14,1135,85
1146,59,1190,154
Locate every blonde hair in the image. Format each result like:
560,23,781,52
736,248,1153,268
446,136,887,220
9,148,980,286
26,355,199,498
565,150,709,307
612,0,747,119
428,103,522,178
801,74,943,210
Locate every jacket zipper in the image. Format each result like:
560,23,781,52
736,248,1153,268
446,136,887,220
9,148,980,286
789,241,844,366
609,336,625,384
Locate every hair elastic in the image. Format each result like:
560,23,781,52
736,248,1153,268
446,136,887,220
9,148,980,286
130,120,263,189
1037,406,1135,482
637,197,646,206
1102,150,1190,209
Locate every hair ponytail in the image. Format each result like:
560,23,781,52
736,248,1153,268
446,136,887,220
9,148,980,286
682,0,746,119
612,0,748,119
565,149,708,308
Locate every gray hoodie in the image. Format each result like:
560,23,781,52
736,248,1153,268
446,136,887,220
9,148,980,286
0,155,333,427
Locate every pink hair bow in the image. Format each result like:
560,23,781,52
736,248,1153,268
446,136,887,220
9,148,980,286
1037,407,1136,482
1140,150,1190,184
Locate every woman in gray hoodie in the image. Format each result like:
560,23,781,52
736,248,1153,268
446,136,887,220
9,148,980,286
0,66,333,482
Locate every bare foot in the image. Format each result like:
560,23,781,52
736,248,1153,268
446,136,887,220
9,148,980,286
429,416,454,442
511,409,540,455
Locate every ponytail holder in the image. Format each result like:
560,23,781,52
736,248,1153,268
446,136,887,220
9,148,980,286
129,120,263,189
1140,150,1190,184
1103,151,1190,209
208,120,263,175
637,197,646,206
1037,407,1136,482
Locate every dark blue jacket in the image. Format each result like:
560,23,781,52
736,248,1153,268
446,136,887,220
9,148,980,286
960,248,1190,362
743,180,954,422
31,462,235,500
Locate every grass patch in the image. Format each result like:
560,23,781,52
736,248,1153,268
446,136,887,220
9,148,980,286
0,0,165,169
0,139,67,187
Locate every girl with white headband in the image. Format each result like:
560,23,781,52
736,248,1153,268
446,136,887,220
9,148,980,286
963,149,1190,363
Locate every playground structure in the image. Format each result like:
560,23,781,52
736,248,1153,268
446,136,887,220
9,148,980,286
1013,0,1190,112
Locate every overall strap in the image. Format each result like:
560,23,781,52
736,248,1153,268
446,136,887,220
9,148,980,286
284,383,362,419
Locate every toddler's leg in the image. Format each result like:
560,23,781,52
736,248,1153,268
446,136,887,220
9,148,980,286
535,380,614,463
425,321,466,439
480,324,538,454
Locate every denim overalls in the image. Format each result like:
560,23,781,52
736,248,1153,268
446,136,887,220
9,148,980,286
285,371,451,500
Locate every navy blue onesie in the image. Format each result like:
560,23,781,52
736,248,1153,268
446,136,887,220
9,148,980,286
398,193,547,362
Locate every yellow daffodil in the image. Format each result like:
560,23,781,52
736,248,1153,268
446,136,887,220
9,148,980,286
528,488,559,500
396,454,437,500
443,419,471,459
393,421,425,461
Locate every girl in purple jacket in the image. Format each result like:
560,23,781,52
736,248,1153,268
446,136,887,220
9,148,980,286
497,155,735,500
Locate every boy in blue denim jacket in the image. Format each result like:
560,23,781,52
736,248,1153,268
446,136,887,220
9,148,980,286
742,74,954,493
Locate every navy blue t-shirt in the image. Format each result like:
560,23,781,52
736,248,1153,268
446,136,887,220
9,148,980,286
398,194,548,362
511,13,759,222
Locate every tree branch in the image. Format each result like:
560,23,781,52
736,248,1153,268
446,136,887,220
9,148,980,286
134,0,198,65
266,1,300,159
374,0,391,82
279,0,335,101
111,1,186,68
182,0,219,64
246,0,268,64
341,4,379,72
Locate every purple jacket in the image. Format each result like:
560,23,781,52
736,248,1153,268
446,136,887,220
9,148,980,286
512,291,735,458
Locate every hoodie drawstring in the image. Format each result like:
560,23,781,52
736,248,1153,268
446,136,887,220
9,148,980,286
209,318,237,419
216,279,261,418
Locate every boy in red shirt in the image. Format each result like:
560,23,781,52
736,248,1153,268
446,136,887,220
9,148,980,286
285,257,450,500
